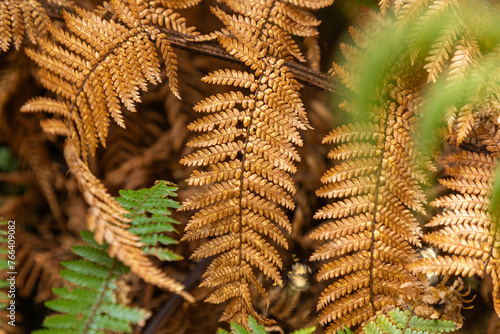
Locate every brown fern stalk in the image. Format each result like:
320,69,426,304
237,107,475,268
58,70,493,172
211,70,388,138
180,0,332,326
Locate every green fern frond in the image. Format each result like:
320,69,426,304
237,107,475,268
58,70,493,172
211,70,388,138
290,328,317,334
336,308,456,334
337,326,353,334
34,230,151,334
116,180,183,261
218,316,316,334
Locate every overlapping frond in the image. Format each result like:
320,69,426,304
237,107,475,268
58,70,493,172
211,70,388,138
385,0,500,147
20,0,198,160
64,143,193,302
181,0,332,326
320,1,500,331
409,150,500,315
311,82,428,332
116,180,184,262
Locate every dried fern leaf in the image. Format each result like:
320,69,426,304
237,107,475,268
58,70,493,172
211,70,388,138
311,88,428,332
447,39,480,83
181,0,332,327
0,0,53,52
424,22,460,83
409,150,500,315
21,0,198,160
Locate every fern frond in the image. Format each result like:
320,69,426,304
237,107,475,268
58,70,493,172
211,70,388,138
367,308,456,334
447,39,481,83
33,230,151,334
312,81,428,331
181,0,332,326
409,150,500,314
116,180,183,262
338,307,457,334
21,0,198,160
424,18,461,82
218,315,316,334
19,0,199,308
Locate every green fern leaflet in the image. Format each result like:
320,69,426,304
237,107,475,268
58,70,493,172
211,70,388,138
218,316,316,334
116,180,183,261
34,230,151,334
337,308,456,334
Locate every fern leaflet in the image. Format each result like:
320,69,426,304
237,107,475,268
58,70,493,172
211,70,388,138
33,230,151,334
218,315,316,334
116,180,183,262
409,150,500,314
337,307,456,334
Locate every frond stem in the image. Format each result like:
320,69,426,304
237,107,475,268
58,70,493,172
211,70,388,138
368,114,390,316
83,258,117,334
236,104,255,325
43,5,334,93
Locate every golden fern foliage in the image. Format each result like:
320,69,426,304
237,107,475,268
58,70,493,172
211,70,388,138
310,84,429,333
409,150,500,314
3,0,499,331
311,1,500,331
21,0,199,160
180,0,332,326
394,0,500,147
0,0,66,52
309,7,438,328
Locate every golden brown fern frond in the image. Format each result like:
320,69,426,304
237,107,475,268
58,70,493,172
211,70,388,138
423,22,461,83
0,0,57,52
409,150,500,315
21,0,198,160
181,0,332,326
310,82,428,332
18,2,199,302
63,142,195,303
